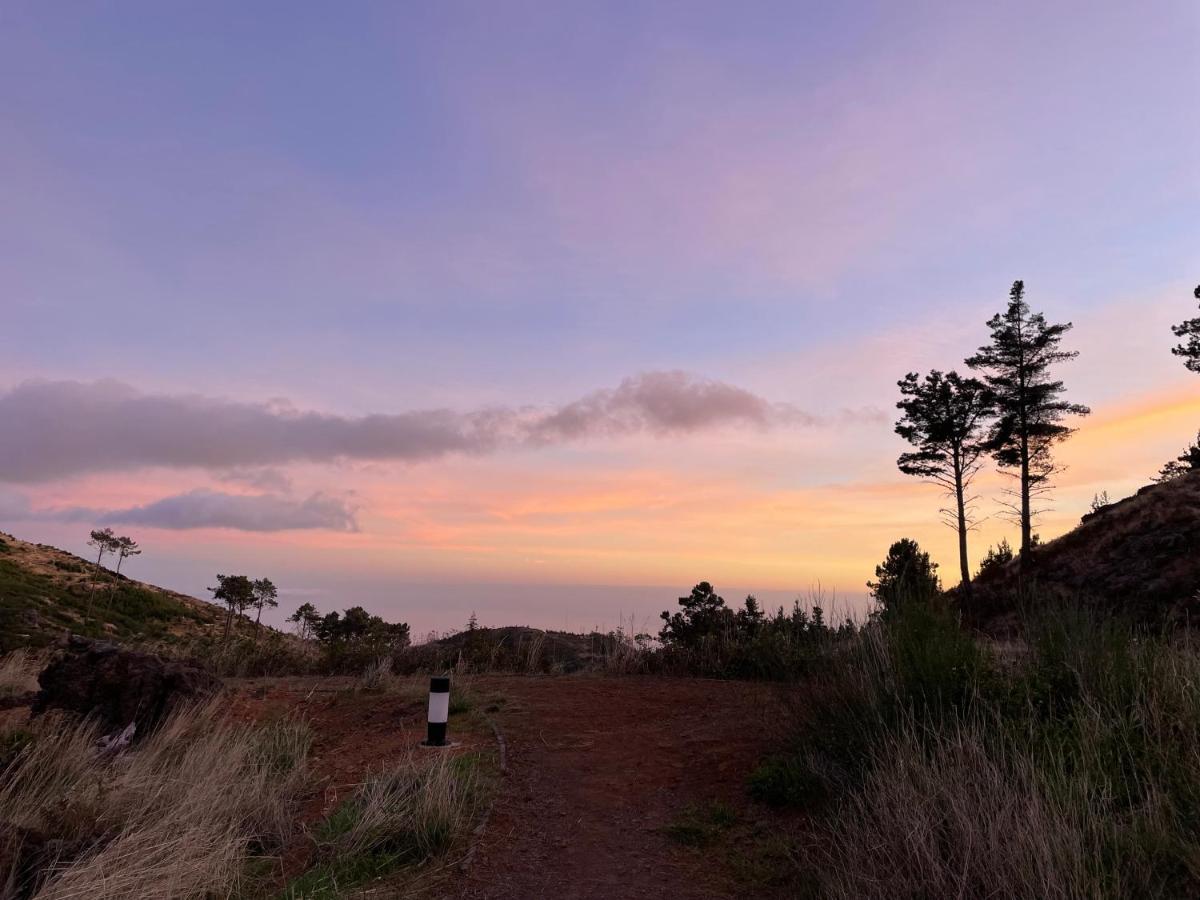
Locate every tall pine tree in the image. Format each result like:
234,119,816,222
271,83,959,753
966,281,1089,564
1171,285,1200,373
894,370,993,597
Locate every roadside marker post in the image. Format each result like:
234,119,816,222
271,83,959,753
424,675,450,747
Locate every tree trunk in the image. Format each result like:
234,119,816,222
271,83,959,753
223,605,233,643
86,548,104,616
1020,432,1031,567
108,555,124,607
954,454,972,600
254,603,263,646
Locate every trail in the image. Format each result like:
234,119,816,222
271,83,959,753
455,676,775,900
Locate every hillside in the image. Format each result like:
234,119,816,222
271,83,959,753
0,530,238,653
966,471,1200,630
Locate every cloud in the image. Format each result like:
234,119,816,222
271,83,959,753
527,371,811,442
48,489,359,532
215,467,295,493
0,373,816,483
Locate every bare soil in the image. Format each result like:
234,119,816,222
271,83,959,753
455,675,778,900
229,674,781,898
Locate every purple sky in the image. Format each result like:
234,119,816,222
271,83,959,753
1,2,1197,636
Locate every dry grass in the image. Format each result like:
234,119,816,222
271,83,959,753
287,751,482,897
757,607,1200,897
818,714,1124,899
0,650,41,698
0,700,312,899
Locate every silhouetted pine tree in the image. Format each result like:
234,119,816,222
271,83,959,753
966,280,1089,565
867,538,940,619
1171,285,1200,373
894,370,993,597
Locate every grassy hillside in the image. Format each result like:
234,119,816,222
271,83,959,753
966,471,1200,630
0,530,231,653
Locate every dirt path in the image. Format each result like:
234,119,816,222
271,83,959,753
455,675,776,900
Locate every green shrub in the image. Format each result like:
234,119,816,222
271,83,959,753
756,601,1200,897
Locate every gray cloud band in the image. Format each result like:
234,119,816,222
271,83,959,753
0,371,836,483
44,489,359,533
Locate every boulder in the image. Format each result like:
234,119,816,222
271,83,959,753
32,636,222,735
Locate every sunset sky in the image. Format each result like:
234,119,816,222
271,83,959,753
2,2,1197,636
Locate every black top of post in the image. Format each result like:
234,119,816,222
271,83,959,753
430,675,450,693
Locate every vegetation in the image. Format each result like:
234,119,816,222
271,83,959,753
894,370,993,596
975,537,1014,578
0,700,311,898
1170,284,1200,372
965,280,1089,564
0,547,211,653
655,583,854,679
1155,430,1200,483
285,752,482,898
287,602,411,673
210,574,257,642
865,538,940,620
747,574,1200,897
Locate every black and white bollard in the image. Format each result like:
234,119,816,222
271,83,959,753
424,675,450,747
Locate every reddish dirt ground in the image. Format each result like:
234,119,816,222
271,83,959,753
456,675,777,900
226,677,493,883
225,674,783,899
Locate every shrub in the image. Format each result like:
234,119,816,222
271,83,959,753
866,538,941,620
657,583,855,679
757,602,1200,897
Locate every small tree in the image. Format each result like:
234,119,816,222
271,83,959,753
659,582,733,646
210,574,256,642
975,538,1014,579
85,527,120,615
106,535,142,607
251,577,279,643
288,602,320,640
1171,285,1200,373
894,370,993,597
867,539,941,619
966,280,1090,565
1155,431,1200,483
113,536,141,577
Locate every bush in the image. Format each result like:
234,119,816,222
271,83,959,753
656,583,855,679
757,602,1200,897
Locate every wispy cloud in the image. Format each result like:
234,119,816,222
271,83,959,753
21,489,359,533
0,373,826,483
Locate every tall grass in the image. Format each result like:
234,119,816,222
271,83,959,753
758,603,1200,897
0,701,312,899
0,650,41,699
287,752,481,897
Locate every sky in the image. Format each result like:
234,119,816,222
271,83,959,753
1,1,1197,637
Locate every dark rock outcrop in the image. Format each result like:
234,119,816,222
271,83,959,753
32,636,222,734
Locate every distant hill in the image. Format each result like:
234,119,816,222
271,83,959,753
0,530,251,653
966,471,1200,631
397,625,617,674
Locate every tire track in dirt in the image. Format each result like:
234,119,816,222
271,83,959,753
455,676,775,900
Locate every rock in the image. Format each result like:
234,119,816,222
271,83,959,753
0,691,36,711
32,636,222,735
